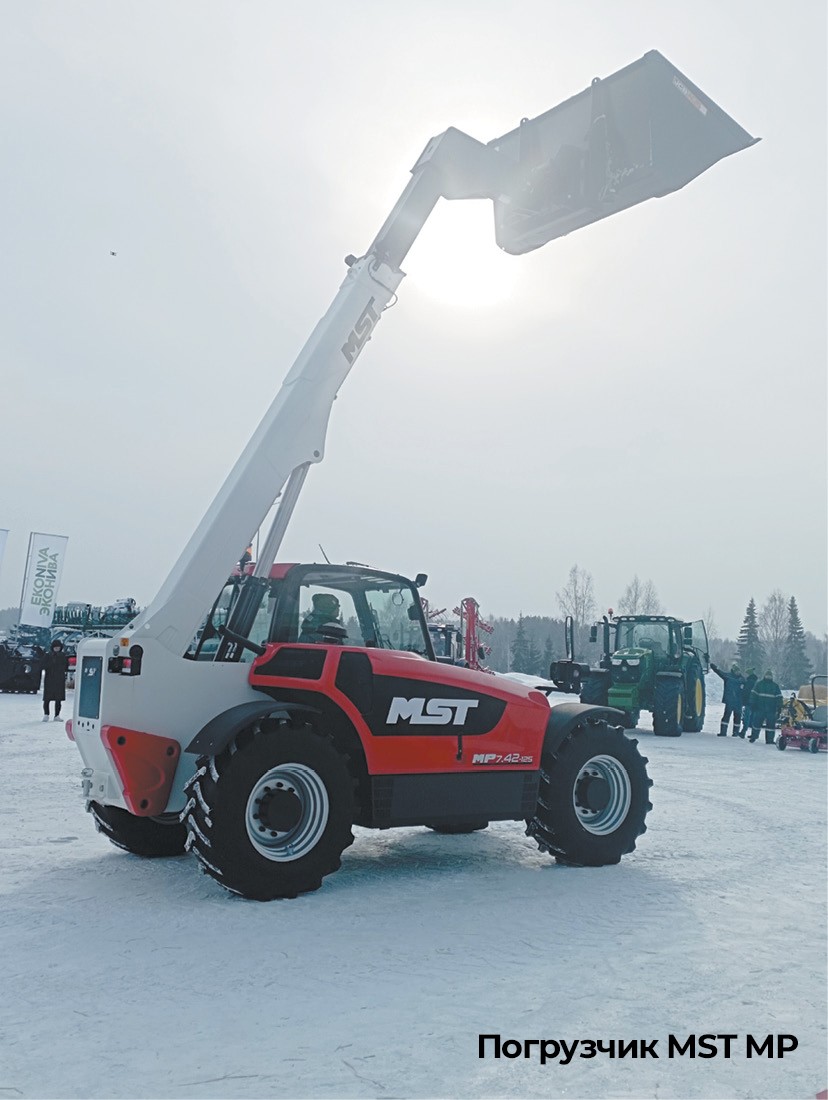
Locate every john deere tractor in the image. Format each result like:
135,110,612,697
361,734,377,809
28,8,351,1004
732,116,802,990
551,615,709,736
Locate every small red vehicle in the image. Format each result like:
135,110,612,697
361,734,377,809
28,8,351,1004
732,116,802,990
776,675,827,753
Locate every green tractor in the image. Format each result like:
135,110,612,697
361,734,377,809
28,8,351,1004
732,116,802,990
551,615,709,736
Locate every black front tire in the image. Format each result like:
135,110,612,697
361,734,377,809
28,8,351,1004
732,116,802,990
653,675,684,737
526,718,652,866
808,738,821,754
683,663,706,732
182,721,355,900
776,735,787,751
427,821,489,834
580,672,610,707
90,802,187,857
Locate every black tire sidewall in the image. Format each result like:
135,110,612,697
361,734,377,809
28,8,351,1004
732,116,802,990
207,728,354,898
580,672,610,707
91,802,187,857
683,664,706,732
653,675,683,736
540,725,650,865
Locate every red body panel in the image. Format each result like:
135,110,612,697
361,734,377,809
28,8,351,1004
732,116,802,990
248,643,550,775
101,725,182,815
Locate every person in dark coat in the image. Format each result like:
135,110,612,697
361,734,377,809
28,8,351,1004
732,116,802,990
42,638,69,721
749,670,783,744
299,593,345,643
739,668,758,736
711,662,744,736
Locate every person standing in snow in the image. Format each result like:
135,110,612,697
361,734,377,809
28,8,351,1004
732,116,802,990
711,661,744,736
749,670,782,744
41,638,69,722
739,667,758,736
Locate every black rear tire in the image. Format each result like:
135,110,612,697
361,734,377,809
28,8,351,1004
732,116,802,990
776,735,787,751
427,821,489,834
526,718,652,866
182,722,355,900
653,675,684,737
808,738,821,754
90,802,187,857
683,663,706,732
580,671,610,707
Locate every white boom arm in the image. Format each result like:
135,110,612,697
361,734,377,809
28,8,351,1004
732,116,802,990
131,128,507,655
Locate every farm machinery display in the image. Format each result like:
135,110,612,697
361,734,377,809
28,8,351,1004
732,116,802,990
67,51,756,899
426,597,493,671
776,675,827,753
551,615,710,736
0,633,44,694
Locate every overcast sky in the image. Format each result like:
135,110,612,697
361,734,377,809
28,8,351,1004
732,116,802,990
1,1,825,639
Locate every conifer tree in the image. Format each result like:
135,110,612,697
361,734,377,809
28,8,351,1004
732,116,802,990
781,596,812,688
736,598,764,672
510,614,531,674
526,634,543,677
543,635,554,678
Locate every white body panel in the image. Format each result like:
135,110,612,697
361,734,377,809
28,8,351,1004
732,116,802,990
72,636,261,812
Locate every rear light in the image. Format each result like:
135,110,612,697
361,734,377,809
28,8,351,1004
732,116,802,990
69,656,76,669
106,645,143,676
65,719,74,741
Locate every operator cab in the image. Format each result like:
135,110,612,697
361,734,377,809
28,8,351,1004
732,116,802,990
186,564,434,663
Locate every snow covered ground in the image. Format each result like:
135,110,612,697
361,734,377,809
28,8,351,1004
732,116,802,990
0,672,825,1100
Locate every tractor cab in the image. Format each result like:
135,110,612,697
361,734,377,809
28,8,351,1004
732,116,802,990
186,563,435,663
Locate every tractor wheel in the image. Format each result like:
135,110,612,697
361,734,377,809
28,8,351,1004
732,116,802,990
90,802,187,858
776,735,788,751
526,718,652,866
182,721,355,900
808,738,821,754
580,672,610,707
683,664,706,732
653,675,684,737
428,821,489,834
620,710,640,730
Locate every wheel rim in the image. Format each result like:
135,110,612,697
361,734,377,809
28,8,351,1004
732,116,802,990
572,754,632,835
245,763,329,862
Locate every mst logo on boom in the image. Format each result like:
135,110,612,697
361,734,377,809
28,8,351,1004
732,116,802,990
387,697,480,726
341,297,379,364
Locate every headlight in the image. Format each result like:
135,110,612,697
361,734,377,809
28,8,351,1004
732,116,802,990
626,658,640,666
611,658,623,666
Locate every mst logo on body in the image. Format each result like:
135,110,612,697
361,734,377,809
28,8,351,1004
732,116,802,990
387,697,479,725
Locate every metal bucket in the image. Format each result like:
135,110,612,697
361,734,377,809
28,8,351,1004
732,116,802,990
490,50,759,254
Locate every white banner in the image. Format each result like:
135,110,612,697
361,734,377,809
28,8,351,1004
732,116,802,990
19,532,69,628
0,528,8,582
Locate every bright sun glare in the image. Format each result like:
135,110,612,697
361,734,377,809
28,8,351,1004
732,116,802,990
404,199,518,309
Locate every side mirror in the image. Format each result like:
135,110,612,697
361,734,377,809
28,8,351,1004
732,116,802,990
477,646,486,661
414,573,428,588
407,605,420,621
589,625,597,644
683,625,693,645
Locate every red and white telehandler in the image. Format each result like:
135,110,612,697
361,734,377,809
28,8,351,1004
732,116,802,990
68,52,757,898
